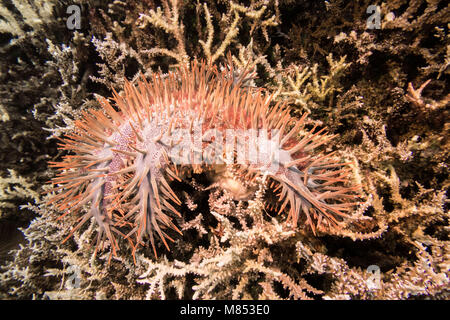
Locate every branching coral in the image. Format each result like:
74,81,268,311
273,54,351,113
135,178,323,300
136,0,279,65
0,0,81,225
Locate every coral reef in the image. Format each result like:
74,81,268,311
0,0,448,300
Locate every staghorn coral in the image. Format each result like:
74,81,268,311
0,0,94,260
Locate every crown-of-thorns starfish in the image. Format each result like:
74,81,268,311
47,57,361,261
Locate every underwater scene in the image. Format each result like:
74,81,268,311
0,0,448,300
